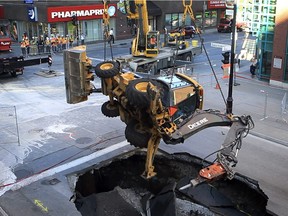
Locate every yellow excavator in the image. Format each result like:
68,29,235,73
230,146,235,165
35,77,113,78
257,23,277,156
64,44,254,188
113,0,202,75
92,60,254,187
63,0,254,189
124,0,160,57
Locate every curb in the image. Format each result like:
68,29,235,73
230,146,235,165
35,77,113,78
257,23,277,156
250,130,288,147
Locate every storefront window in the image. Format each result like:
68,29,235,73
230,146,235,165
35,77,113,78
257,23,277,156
260,51,272,79
165,13,186,31
0,20,11,38
195,13,203,29
38,23,44,37
204,10,217,27
83,19,102,41
148,16,157,30
80,18,115,42
171,13,180,28
10,22,18,41
211,11,217,26
67,22,77,39
165,14,172,31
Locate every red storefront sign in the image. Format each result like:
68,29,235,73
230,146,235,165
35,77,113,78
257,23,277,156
208,0,226,9
47,4,116,23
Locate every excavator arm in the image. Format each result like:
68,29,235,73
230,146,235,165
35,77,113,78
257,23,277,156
142,82,254,185
144,109,253,184
179,114,254,189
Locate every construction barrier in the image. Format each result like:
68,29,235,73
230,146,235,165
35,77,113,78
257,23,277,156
192,40,198,47
222,63,230,79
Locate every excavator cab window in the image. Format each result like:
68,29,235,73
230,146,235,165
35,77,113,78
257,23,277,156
156,74,200,125
172,94,197,125
146,31,159,50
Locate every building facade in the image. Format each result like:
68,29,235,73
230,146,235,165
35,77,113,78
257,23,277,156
0,0,228,43
270,0,288,88
1,1,287,87
239,0,288,88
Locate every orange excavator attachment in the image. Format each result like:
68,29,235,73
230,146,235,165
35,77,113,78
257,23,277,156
179,163,227,190
199,162,227,180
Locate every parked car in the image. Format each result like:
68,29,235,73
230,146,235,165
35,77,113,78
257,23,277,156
217,18,245,33
170,25,196,38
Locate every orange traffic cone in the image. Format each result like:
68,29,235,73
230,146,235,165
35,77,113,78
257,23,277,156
215,83,220,89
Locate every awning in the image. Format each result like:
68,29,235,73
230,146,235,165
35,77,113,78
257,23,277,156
147,1,162,16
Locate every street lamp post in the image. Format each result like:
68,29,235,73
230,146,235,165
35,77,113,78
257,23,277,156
226,1,237,114
72,15,79,46
202,1,207,33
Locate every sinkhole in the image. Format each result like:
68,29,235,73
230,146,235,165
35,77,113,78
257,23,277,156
67,150,272,216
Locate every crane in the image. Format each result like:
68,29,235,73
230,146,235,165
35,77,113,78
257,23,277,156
125,0,160,57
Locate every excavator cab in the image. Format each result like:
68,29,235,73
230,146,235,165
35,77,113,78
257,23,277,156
145,31,159,57
155,73,203,125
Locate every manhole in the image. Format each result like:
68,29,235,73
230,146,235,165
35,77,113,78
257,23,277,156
34,70,64,78
75,137,93,145
68,151,272,216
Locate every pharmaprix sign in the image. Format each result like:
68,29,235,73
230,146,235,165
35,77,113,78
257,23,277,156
47,4,116,23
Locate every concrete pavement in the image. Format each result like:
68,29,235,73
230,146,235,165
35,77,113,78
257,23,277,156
0,31,288,215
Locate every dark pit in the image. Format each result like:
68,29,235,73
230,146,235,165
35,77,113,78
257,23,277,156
68,150,271,216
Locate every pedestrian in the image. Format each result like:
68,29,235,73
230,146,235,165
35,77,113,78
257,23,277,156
250,56,258,77
30,37,37,55
80,33,85,45
180,27,185,40
51,35,57,53
62,35,67,50
57,35,62,52
149,35,157,48
37,36,44,53
163,26,168,46
45,37,51,53
69,35,74,48
109,28,114,44
163,26,167,35
20,36,27,57
23,32,30,56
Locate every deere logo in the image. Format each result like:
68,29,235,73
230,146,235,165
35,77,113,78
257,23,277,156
187,118,208,130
